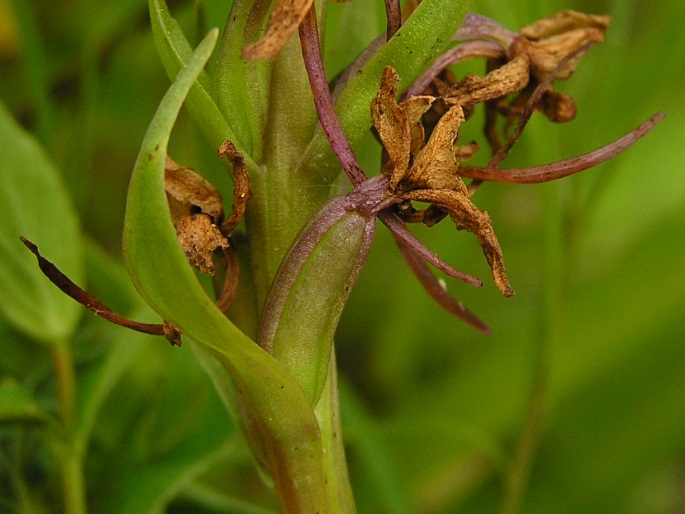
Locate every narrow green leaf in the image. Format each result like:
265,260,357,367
214,0,273,159
148,0,245,153
0,101,84,343
123,31,332,511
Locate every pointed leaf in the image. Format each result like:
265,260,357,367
122,30,331,511
148,0,244,153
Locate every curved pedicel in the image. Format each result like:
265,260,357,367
459,113,665,184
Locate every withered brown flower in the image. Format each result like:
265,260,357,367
372,66,514,296
297,4,662,332
242,0,353,61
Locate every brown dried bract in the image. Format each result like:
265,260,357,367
371,66,514,296
242,0,317,61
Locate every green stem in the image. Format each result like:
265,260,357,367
51,343,87,514
245,31,330,313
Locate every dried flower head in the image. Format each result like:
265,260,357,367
372,66,514,296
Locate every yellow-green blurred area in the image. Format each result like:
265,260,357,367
1,0,684,513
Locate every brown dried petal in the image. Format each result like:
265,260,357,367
218,141,252,234
405,104,466,191
402,95,435,155
242,0,314,60
524,32,603,79
398,189,513,297
176,214,229,274
520,10,610,40
165,157,224,222
371,66,412,185
444,54,530,108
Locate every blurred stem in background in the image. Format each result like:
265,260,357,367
51,343,87,514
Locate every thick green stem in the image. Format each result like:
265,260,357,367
245,32,330,313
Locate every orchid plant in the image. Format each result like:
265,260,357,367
15,0,662,512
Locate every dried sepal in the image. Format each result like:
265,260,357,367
406,104,466,191
400,189,513,296
371,67,413,184
403,95,435,154
218,140,252,234
444,54,530,108
519,10,610,45
514,11,610,80
242,0,314,61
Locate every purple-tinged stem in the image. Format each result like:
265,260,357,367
385,0,402,39
454,13,515,47
459,113,665,183
299,6,366,187
403,41,505,100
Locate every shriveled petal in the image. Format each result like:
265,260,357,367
165,157,224,222
515,29,606,79
400,188,514,297
242,0,314,60
176,214,229,274
399,95,434,154
218,141,252,234
520,10,610,40
371,66,412,186
444,54,530,108
406,104,466,191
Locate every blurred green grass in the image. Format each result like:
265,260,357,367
1,0,684,513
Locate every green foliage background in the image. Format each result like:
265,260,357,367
1,0,684,513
